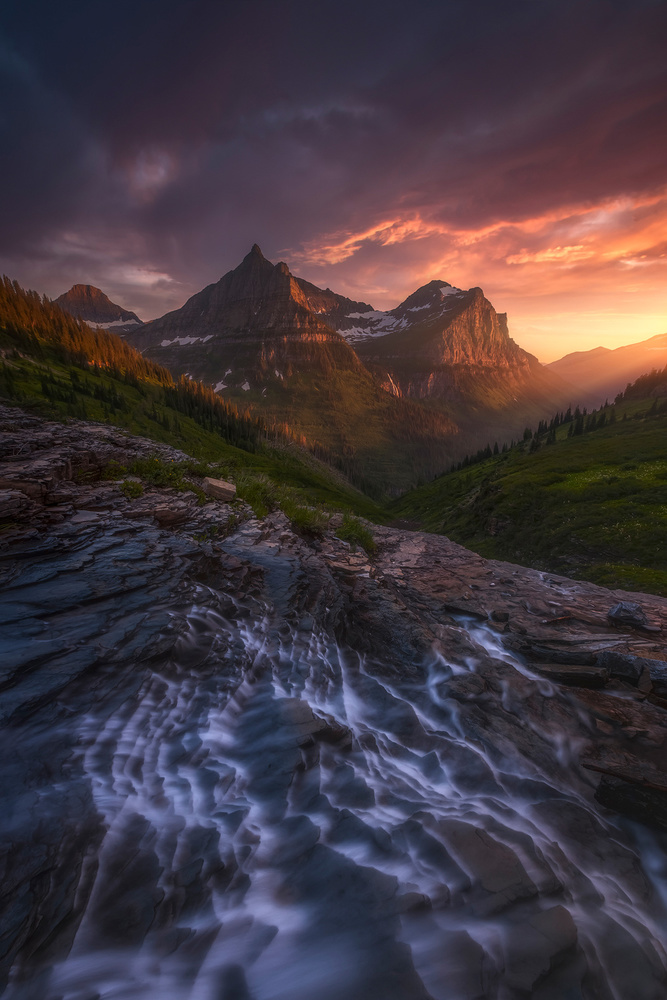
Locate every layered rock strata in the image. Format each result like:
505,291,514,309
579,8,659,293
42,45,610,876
1,405,667,999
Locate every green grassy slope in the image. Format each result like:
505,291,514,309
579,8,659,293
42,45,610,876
0,277,389,525
393,393,667,596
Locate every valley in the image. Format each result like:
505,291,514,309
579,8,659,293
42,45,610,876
394,380,667,595
1,265,667,999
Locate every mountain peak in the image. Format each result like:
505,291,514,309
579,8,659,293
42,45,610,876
55,285,142,327
63,283,110,302
249,243,265,259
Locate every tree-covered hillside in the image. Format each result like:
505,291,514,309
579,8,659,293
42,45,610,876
0,276,388,525
393,374,667,596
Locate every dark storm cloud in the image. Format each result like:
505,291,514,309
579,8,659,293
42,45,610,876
1,0,666,315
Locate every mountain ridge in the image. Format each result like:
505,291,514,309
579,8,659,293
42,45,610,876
548,333,667,408
127,246,461,493
121,244,576,489
128,244,572,400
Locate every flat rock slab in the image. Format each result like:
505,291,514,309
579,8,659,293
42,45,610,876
437,819,538,914
203,477,236,501
596,650,667,686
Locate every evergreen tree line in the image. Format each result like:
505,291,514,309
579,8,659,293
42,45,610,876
616,365,667,403
447,373,667,476
0,275,314,456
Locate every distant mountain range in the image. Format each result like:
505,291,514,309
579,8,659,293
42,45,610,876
56,246,664,491
547,334,667,409
117,245,572,486
56,284,143,332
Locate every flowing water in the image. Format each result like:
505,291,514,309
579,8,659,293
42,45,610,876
5,584,667,1000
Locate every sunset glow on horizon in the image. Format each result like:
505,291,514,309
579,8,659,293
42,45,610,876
1,0,665,364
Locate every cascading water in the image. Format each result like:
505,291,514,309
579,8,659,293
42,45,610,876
4,583,667,1000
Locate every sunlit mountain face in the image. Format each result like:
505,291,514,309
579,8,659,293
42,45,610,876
1,0,665,360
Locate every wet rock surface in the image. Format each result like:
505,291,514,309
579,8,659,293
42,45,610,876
1,405,667,999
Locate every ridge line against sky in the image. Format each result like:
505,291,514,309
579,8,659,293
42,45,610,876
1,0,666,362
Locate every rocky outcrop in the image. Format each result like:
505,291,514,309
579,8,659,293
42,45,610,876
55,284,143,330
2,404,667,999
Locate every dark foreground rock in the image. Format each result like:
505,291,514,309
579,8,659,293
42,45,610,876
1,404,667,1000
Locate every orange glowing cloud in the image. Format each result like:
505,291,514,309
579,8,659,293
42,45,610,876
289,187,667,361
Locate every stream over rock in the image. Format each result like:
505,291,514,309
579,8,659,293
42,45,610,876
1,407,667,999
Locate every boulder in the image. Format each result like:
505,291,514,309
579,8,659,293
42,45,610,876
607,601,647,625
203,477,236,501
607,602,660,632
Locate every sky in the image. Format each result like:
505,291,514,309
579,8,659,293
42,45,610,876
1,0,666,362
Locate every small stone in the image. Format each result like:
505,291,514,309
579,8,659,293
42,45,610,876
607,602,648,628
203,477,236,501
490,609,509,622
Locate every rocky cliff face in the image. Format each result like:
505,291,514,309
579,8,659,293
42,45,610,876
327,279,575,443
56,284,143,330
347,281,566,402
335,280,518,363
2,404,667,999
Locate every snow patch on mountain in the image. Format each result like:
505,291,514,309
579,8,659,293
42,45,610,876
86,317,143,330
338,282,467,344
160,335,213,347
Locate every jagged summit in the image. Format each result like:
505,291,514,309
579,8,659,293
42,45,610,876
55,284,142,329
131,247,373,350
